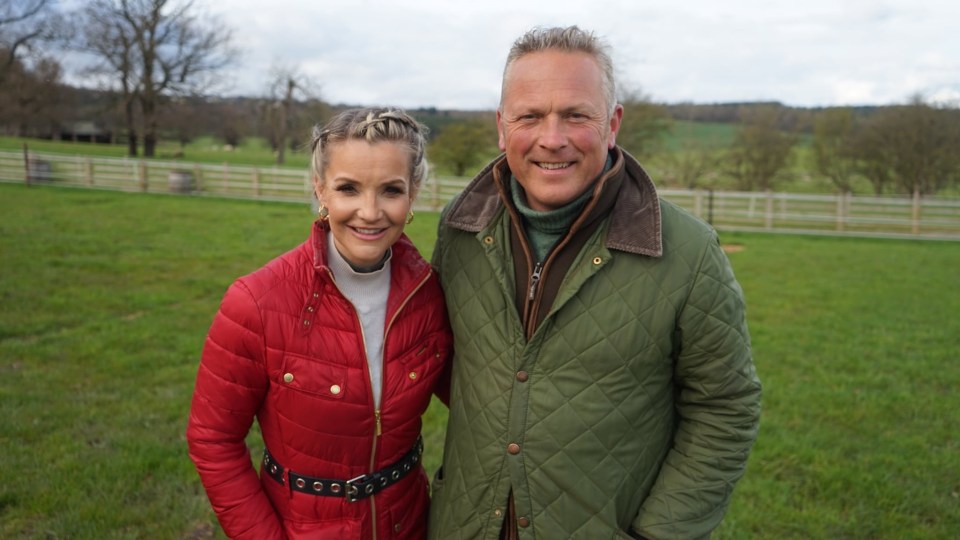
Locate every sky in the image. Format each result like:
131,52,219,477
206,0,960,110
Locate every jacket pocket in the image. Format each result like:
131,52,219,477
278,353,348,400
430,465,445,494
391,335,448,396
386,470,429,538
283,516,362,538
273,353,365,436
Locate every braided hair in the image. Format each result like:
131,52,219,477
310,107,430,198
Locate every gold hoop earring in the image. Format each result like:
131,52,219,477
318,204,329,221
405,211,415,225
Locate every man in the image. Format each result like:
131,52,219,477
429,26,761,540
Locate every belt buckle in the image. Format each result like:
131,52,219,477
345,474,370,502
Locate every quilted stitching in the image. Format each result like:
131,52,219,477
431,199,760,540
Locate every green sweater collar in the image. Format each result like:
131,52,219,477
509,155,613,261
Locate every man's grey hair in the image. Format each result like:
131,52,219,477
500,25,618,116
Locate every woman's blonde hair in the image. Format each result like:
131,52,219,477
309,107,429,198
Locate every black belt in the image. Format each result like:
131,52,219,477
262,436,423,502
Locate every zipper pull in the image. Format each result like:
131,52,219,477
374,409,382,436
528,262,543,301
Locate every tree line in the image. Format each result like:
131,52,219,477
2,0,959,195
424,97,960,197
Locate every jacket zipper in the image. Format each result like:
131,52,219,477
329,266,432,539
528,262,543,301
374,269,430,539
325,267,384,539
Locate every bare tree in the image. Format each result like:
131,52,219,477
725,105,798,191
261,66,330,164
616,88,672,161
265,68,304,165
0,53,62,136
428,116,498,176
80,0,235,157
82,1,140,155
852,96,960,196
661,139,721,189
849,122,893,195
811,107,858,194
657,114,725,189
0,0,69,136
0,0,62,83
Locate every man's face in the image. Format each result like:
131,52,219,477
497,50,623,212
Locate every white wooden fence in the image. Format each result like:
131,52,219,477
3,150,959,240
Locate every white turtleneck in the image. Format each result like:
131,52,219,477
326,231,392,408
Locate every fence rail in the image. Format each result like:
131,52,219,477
3,150,959,240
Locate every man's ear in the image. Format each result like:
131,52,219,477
607,104,624,149
496,109,506,152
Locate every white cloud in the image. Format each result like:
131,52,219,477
207,0,960,108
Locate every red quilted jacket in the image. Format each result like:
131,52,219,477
187,221,452,539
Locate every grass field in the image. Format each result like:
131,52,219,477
1,184,958,538
0,135,311,170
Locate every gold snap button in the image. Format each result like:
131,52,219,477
516,371,529,382
283,373,294,383
483,236,494,245
303,319,311,326
592,256,602,265
330,384,341,395
518,517,530,528
307,306,314,312
507,443,521,455
394,523,402,533
494,508,503,517
408,372,417,380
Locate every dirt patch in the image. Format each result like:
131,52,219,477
181,522,215,540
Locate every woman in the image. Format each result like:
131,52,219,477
187,107,451,539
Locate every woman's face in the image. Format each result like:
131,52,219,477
315,139,413,269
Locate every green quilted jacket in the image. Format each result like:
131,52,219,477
429,148,761,540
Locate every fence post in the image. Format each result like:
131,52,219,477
835,192,847,231
431,175,440,212
223,162,229,193
911,188,921,234
22,143,30,187
253,168,261,198
764,190,774,230
693,189,702,218
707,188,714,225
139,161,148,191
85,158,94,186
193,164,202,192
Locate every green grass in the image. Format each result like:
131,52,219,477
1,184,958,538
0,135,311,169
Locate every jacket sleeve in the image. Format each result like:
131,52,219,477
430,212,453,408
186,280,286,540
633,234,762,539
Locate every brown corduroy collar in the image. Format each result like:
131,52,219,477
442,146,663,258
